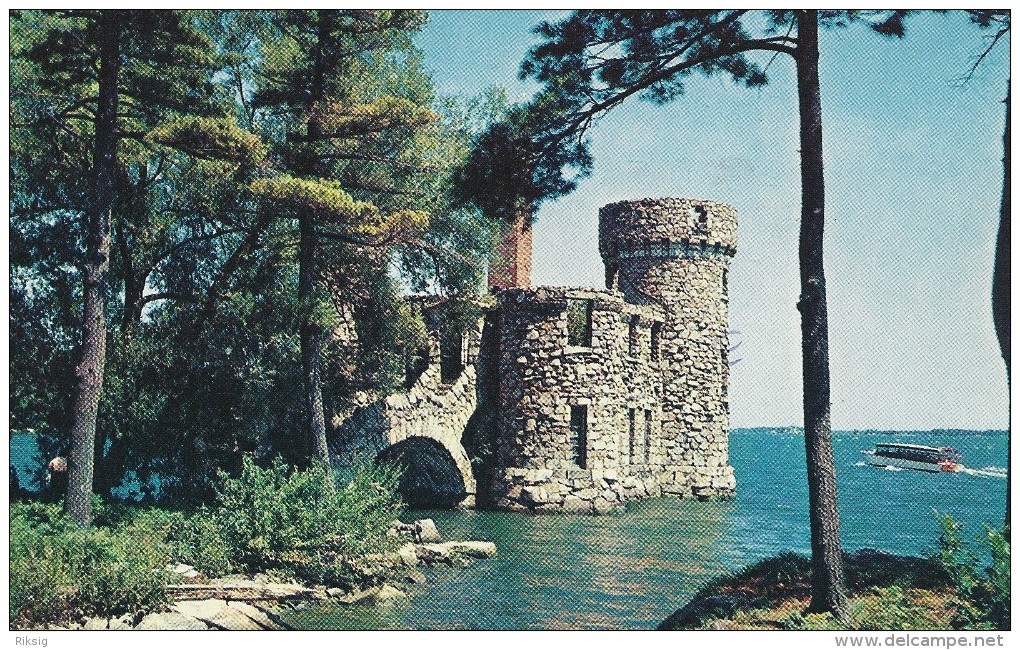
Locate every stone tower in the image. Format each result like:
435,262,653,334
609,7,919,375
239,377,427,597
598,198,737,498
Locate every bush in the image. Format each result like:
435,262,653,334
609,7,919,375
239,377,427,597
132,508,232,578
10,502,170,627
938,515,1010,630
10,457,407,627
214,456,404,583
851,586,955,630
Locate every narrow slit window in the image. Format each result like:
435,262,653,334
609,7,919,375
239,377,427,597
570,405,588,469
628,316,639,356
643,409,652,463
628,408,636,463
650,322,662,360
566,299,593,347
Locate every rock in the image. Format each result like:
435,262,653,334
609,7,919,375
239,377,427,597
561,496,591,513
172,598,266,630
404,569,427,584
445,541,497,558
227,601,280,629
657,594,743,630
108,616,133,630
388,520,417,538
326,587,346,598
167,580,312,601
335,587,380,606
397,543,418,566
371,585,407,604
414,518,441,543
520,485,549,505
415,543,451,563
135,611,211,630
83,617,109,630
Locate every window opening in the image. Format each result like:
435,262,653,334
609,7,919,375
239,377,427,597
643,409,652,464
650,322,662,360
628,408,636,463
570,405,588,469
566,299,593,347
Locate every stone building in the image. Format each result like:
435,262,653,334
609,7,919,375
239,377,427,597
334,197,737,513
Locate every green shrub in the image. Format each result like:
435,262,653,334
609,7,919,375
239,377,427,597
132,508,232,578
938,515,1010,629
214,456,403,582
10,502,170,627
851,586,954,630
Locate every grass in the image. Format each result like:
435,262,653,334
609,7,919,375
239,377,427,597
659,531,1008,632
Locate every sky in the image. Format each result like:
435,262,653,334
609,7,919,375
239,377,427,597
414,10,1011,432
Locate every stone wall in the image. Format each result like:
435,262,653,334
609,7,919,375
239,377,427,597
333,335,479,504
490,287,666,513
333,196,736,513
599,198,736,498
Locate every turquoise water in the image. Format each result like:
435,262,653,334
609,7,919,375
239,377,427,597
285,428,1007,630
10,429,1007,629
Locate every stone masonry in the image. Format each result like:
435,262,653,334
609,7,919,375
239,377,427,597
488,198,737,512
490,287,666,513
334,336,479,504
333,197,736,514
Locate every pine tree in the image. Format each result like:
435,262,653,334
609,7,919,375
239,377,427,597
241,10,500,474
11,10,261,524
520,9,917,622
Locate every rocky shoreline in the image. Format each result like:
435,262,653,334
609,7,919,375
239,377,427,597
47,519,496,631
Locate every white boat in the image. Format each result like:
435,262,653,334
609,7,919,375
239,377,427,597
865,443,963,473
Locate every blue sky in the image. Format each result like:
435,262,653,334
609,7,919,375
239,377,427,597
415,10,1010,431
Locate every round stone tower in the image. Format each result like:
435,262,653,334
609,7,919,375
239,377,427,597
599,198,737,498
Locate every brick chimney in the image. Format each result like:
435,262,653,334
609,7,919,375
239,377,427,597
488,209,532,291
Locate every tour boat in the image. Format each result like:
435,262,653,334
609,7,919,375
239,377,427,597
865,443,963,473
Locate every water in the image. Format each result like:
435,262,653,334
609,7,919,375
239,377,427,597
10,429,1006,629
285,428,1007,630
9,433,156,499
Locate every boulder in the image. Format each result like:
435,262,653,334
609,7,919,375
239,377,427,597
397,543,419,566
83,618,109,630
657,594,743,630
335,587,380,606
445,541,496,558
227,601,281,629
135,611,211,631
172,598,266,630
371,585,408,604
417,543,451,559
108,615,134,630
561,496,591,513
414,518,441,543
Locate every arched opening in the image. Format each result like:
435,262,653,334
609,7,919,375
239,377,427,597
376,437,467,508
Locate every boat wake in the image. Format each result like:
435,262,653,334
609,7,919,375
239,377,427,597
960,466,1008,479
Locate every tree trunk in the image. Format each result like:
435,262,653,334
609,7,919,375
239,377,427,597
66,11,120,527
794,10,850,622
994,80,1010,532
187,212,273,341
117,223,145,333
298,213,333,478
299,10,334,480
